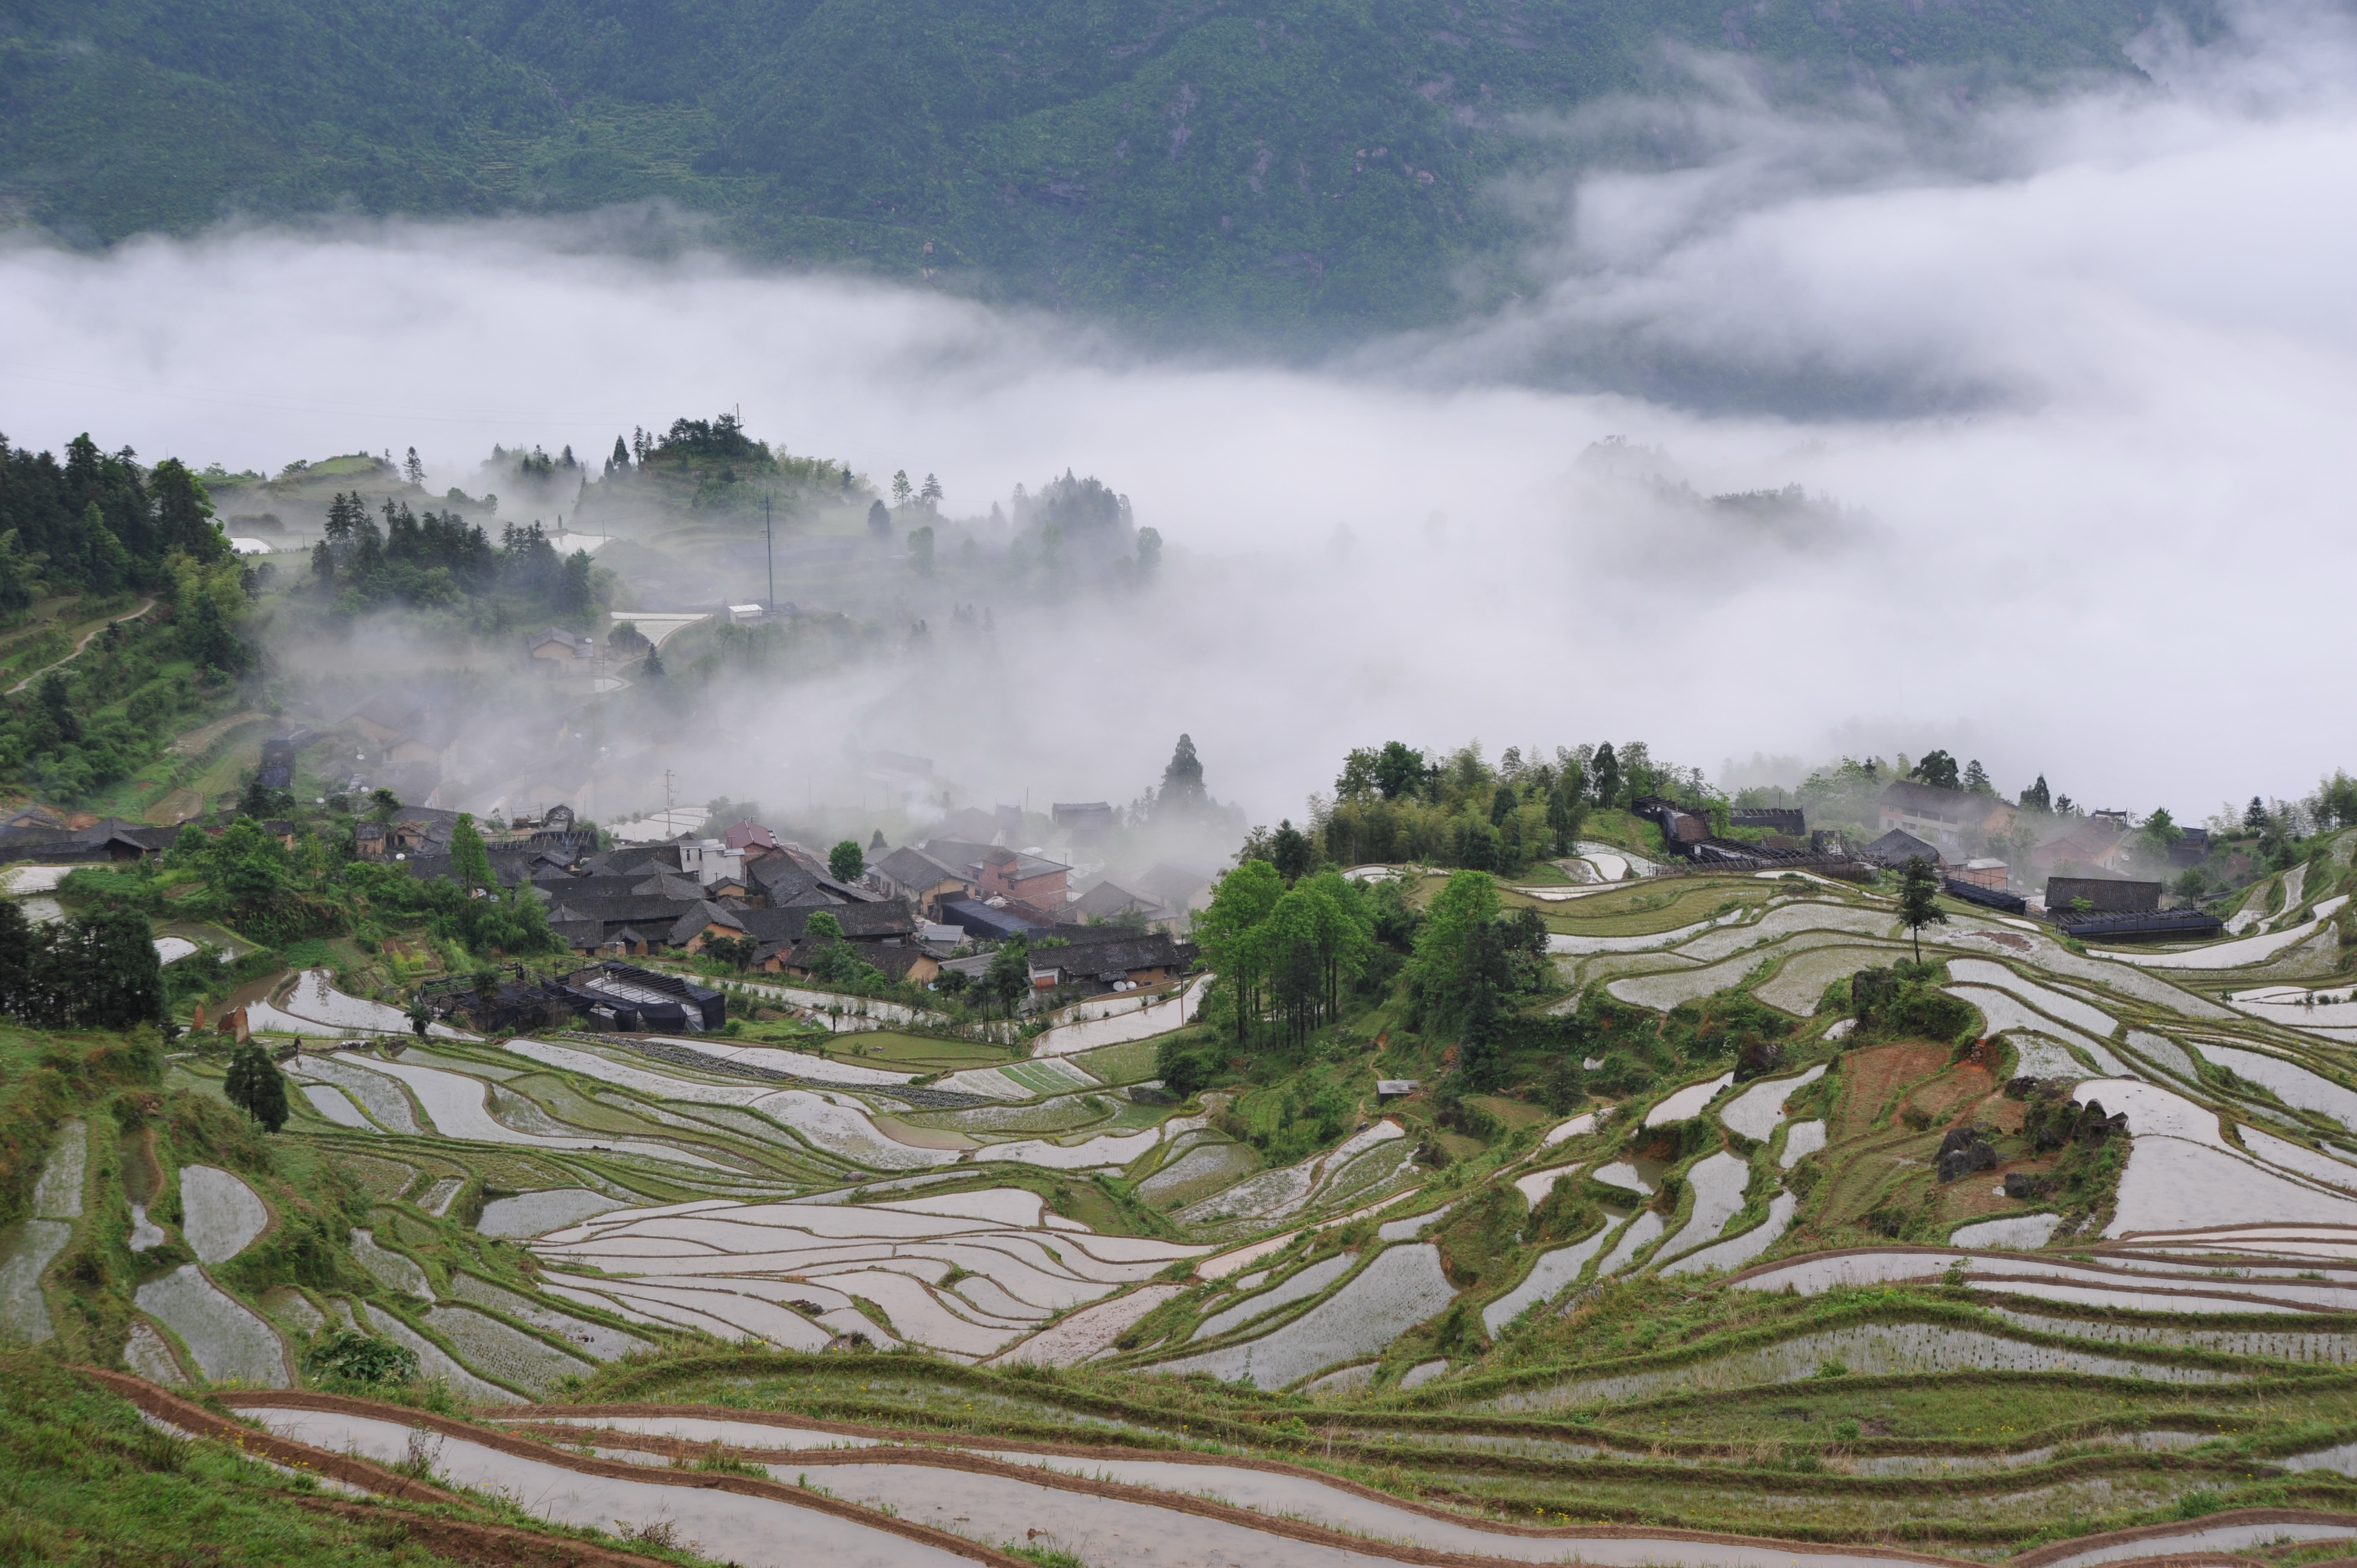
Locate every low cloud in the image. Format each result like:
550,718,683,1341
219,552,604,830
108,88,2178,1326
1,1,2350,826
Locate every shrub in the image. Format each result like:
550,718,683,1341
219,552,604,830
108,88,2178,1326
302,1329,419,1386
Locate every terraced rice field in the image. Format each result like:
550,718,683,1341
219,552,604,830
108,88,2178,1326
50,850,2357,1566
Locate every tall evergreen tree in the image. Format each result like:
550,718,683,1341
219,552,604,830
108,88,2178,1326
0,900,32,1017
1158,734,1208,817
150,457,225,561
1592,742,1622,809
2019,775,2052,813
1270,819,1313,883
0,530,34,617
450,813,496,892
1897,857,1948,963
37,671,79,743
224,1041,290,1132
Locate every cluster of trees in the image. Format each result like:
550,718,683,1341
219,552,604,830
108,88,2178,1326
150,814,560,956
1318,740,1677,873
0,901,163,1030
601,415,857,518
0,432,231,615
1399,872,1552,1086
1192,862,1383,1050
308,494,605,625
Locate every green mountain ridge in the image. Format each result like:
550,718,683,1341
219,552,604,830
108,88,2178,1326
2,0,2182,341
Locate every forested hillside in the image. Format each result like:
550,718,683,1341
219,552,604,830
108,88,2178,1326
1,0,2179,337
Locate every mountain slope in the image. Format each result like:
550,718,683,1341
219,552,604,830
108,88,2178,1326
1,0,2180,337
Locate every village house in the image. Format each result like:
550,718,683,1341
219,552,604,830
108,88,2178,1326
1877,781,2016,854
556,963,725,1032
1950,858,2010,891
1728,806,1807,838
526,627,598,666
937,896,1046,942
1026,930,1193,995
1859,828,1944,870
676,837,746,888
867,845,974,917
977,846,1070,916
2027,819,2135,880
1064,881,1172,926
0,816,178,865
1050,801,1116,844
2046,876,2162,916
762,936,940,986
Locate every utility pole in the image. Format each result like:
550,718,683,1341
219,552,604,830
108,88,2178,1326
764,491,775,612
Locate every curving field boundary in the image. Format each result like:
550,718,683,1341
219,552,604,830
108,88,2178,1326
286,1494,681,1568
83,1375,2357,1568
500,1402,2357,1568
212,1389,1031,1566
74,1367,462,1505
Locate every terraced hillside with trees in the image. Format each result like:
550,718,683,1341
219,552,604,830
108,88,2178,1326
6,711,2357,1565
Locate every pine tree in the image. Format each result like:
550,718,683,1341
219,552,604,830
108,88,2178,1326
1158,734,1208,818
37,671,79,743
1592,742,1622,809
608,435,629,474
224,1041,290,1132
150,458,226,562
641,643,665,680
404,447,425,484
2245,797,2269,832
1962,759,1992,795
891,470,914,506
919,473,943,510
450,813,496,892
1897,857,1948,963
0,530,33,618
2019,775,2052,813
868,500,892,537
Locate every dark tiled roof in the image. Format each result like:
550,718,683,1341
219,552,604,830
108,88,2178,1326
939,897,1047,940
733,901,915,943
873,845,964,889
1879,780,2011,826
1031,932,1187,980
1132,863,1212,906
1067,882,1156,920
1861,828,1942,867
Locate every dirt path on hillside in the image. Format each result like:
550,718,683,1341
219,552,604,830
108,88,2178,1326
6,597,155,694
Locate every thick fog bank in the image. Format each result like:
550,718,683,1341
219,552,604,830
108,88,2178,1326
2,2,2352,820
